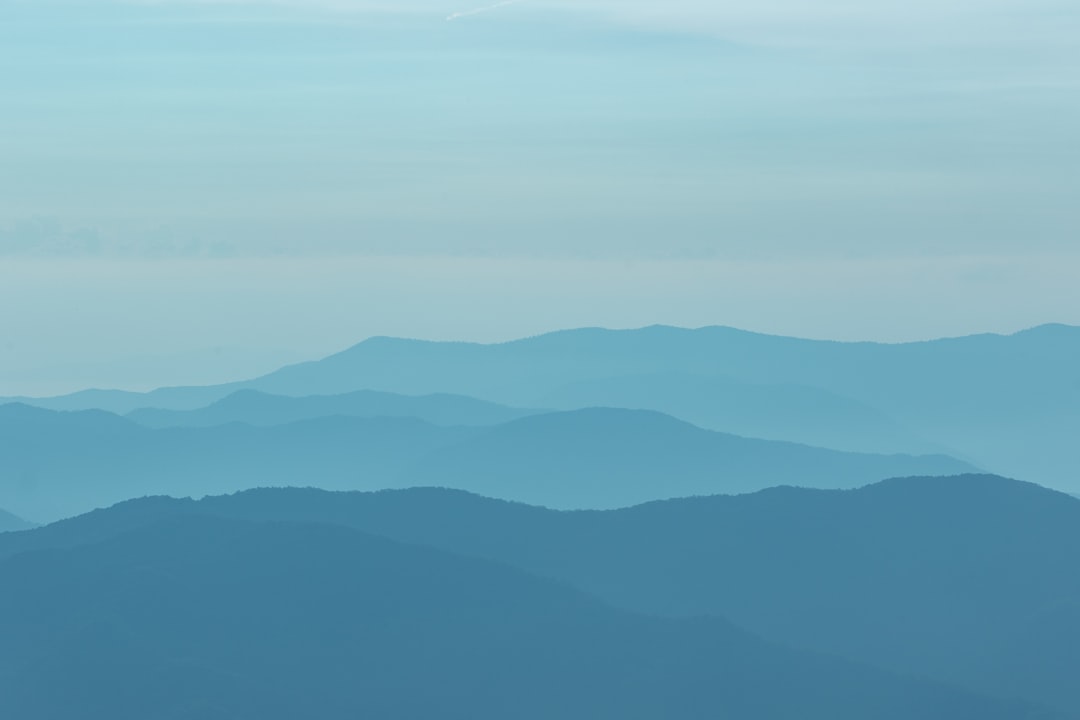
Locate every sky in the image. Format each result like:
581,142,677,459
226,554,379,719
1,0,1078,395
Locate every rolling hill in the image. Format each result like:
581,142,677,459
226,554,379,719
0,403,476,522
396,407,976,508
536,372,945,455
0,403,974,520
16,475,1075,715
0,510,1053,720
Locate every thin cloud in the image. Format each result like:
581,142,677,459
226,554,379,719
446,0,524,22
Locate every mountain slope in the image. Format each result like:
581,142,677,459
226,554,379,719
16,475,1076,715
0,513,1045,720
126,388,538,429
398,408,976,508
0,508,32,533
0,403,476,522
537,372,945,455
0,403,973,521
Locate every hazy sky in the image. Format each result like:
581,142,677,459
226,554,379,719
2,0,1078,394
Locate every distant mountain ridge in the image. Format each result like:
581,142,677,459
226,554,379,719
0,403,975,521
0,403,476,522
126,388,539,429
249,323,1080,407
395,407,975,509
535,371,946,455
3,323,1075,488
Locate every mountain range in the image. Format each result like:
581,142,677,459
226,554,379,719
4,323,1077,489
0,482,1063,720
395,407,973,509
0,403,973,521
9,474,1074,715
0,403,472,522
2,323,1074,714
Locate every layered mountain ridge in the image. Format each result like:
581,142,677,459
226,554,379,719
0,403,974,521
4,323,1075,489
0,476,1069,719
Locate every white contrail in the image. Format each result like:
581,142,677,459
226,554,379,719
446,0,524,22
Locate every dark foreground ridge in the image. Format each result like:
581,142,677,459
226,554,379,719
0,511,1048,720
6,473,1076,716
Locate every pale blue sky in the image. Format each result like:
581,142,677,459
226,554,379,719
2,0,1078,394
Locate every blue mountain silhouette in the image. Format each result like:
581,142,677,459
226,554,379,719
0,502,1057,719
0,403,973,520
9,474,1073,715
397,407,975,508
5,323,1075,488
535,371,943,454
